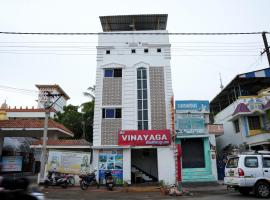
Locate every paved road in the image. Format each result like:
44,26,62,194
44,187,260,200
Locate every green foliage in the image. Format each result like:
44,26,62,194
54,104,83,139
81,101,94,142
54,101,95,142
54,86,95,142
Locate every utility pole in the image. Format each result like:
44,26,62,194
39,92,63,184
39,92,51,183
261,32,270,67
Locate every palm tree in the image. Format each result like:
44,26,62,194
81,85,95,142
83,85,95,101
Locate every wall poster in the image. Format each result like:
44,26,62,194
99,152,123,184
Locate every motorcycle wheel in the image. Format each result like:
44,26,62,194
109,185,113,191
80,180,88,190
61,182,68,189
67,177,75,186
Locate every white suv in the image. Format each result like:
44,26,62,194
224,152,270,198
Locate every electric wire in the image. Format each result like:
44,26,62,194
0,31,269,35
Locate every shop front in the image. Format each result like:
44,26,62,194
93,129,175,185
175,100,217,182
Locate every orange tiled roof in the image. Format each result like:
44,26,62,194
0,107,57,113
0,119,73,135
32,139,91,146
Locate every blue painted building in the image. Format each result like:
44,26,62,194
175,100,218,182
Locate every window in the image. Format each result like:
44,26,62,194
248,116,261,130
245,157,258,168
234,119,240,133
114,69,122,77
137,67,148,130
157,48,161,53
144,49,148,53
104,68,122,77
106,50,110,54
226,157,239,168
263,157,270,168
102,108,121,118
104,69,113,77
131,49,136,54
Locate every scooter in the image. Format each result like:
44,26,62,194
44,171,68,188
79,170,98,190
105,171,114,191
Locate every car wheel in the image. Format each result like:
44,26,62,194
239,188,251,196
255,181,270,198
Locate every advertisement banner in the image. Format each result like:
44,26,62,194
47,150,91,175
118,130,171,146
175,100,209,113
175,113,205,136
1,156,23,172
99,153,123,184
208,124,224,135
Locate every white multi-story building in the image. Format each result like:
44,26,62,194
92,14,175,185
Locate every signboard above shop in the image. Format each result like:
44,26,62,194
175,100,210,113
207,124,224,136
175,113,205,136
118,130,171,146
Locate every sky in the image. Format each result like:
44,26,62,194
0,0,269,108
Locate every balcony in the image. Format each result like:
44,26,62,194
246,131,270,147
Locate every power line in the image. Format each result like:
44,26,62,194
0,45,262,48
0,51,259,56
0,31,269,35
0,85,38,93
0,41,263,44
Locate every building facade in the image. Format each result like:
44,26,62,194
211,68,270,152
36,84,70,113
175,100,218,182
92,14,175,185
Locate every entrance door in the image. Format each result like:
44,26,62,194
131,148,158,184
182,138,205,168
180,138,214,182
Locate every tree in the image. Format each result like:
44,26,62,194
54,105,83,139
81,85,96,142
81,101,94,142
54,86,96,142
83,85,95,101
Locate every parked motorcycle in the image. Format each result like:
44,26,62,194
44,171,68,188
66,175,75,186
79,170,98,190
105,170,114,191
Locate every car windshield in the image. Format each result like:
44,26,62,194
226,157,239,168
